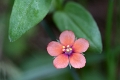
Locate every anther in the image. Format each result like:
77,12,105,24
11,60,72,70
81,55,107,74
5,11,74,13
69,48,72,51
67,45,70,48
62,46,65,49
66,49,70,52
62,49,65,51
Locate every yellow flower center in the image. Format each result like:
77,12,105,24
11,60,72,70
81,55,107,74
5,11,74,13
62,45,73,55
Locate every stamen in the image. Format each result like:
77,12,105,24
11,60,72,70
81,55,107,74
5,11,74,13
66,49,70,52
69,48,72,50
62,49,65,51
62,46,65,49
62,45,73,55
67,45,70,48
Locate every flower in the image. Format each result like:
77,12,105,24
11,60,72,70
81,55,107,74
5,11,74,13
47,30,89,69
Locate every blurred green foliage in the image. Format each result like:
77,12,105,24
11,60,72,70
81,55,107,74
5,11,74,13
0,0,120,80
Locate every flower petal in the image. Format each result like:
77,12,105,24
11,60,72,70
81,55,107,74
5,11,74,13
72,38,89,53
47,41,63,56
59,30,75,46
53,54,69,69
70,53,86,68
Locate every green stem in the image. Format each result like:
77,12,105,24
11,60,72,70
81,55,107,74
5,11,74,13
105,0,115,80
70,67,80,80
105,0,114,51
54,0,64,10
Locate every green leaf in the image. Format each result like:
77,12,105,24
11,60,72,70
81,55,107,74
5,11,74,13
53,2,102,53
9,0,52,42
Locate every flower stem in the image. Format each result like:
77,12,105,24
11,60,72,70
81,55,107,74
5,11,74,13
105,0,115,80
69,67,80,80
105,0,114,51
54,0,64,10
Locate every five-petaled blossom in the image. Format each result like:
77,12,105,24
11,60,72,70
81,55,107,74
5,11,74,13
47,30,89,69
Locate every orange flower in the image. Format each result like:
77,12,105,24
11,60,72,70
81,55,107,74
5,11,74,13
47,30,89,69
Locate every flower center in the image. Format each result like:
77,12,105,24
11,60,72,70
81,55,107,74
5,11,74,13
62,45,73,55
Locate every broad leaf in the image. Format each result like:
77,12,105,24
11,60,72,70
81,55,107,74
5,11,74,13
53,2,102,53
9,0,52,42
